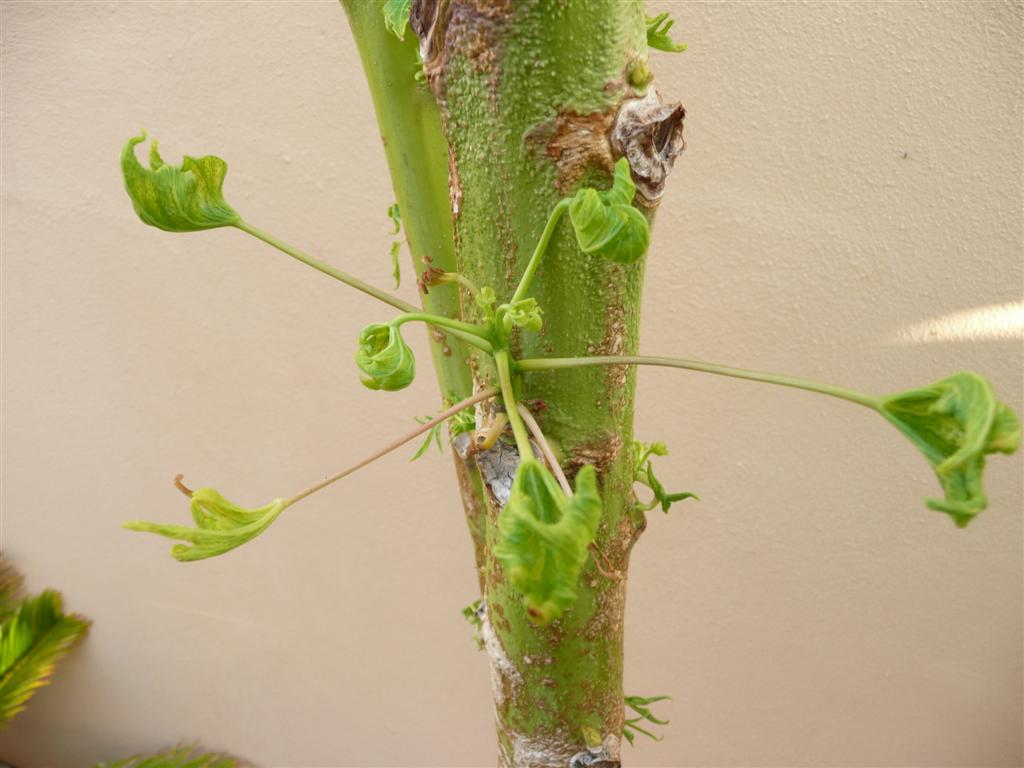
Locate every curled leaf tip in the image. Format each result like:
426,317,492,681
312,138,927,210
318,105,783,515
121,133,240,232
495,460,602,625
880,371,1020,527
124,488,287,561
569,158,650,264
355,322,416,391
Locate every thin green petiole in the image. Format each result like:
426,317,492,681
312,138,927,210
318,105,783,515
495,350,535,460
510,199,570,304
235,220,417,313
284,387,499,508
430,271,481,298
391,312,493,347
516,355,882,410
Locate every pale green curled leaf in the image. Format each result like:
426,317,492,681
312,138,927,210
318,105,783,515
124,488,287,561
121,132,240,232
0,587,91,727
382,0,413,40
633,441,698,514
505,297,544,332
386,203,402,287
461,598,484,650
94,744,242,768
495,461,602,625
623,694,671,745
569,158,650,264
879,372,1020,527
355,322,416,391
646,12,687,53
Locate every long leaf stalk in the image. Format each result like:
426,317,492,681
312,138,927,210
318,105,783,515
517,355,882,409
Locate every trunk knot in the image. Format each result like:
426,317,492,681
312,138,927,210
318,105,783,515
611,88,686,206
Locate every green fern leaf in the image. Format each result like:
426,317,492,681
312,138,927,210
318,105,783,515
95,743,243,768
0,588,91,726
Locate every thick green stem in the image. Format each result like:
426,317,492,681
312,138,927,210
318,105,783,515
425,1,656,763
518,355,882,410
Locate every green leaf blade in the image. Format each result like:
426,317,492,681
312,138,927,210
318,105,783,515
569,158,650,264
495,461,602,625
382,0,413,40
355,323,416,391
121,133,240,232
880,372,1020,526
124,488,287,561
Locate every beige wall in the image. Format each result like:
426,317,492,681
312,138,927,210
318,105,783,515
2,1,1021,765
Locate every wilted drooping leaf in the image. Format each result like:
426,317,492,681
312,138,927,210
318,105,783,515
355,323,416,391
121,132,240,232
0,587,90,727
880,372,1020,527
569,158,650,264
124,487,287,561
495,461,602,625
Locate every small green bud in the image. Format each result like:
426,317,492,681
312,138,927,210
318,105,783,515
476,286,497,309
505,298,544,332
121,132,240,232
355,323,416,392
124,483,286,561
569,158,650,264
880,371,1020,526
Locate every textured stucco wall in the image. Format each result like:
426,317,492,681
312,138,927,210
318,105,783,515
1,1,1021,765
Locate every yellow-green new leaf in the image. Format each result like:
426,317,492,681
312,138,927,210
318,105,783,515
0,588,90,727
355,322,416,391
121,132,240,232
124,488,287,561
495,461,602,625
880,372,1020,527
569,158,650,264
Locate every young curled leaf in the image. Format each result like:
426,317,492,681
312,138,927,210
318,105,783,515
880,372,1020,527
495,460,602,625
646,12,687,53
355,323,416,392
123,488,286,562
382,0,413,41
569,158,650,264
505,298,544,332
121,132,240,232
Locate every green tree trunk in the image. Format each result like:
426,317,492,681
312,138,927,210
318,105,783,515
344,2,685,764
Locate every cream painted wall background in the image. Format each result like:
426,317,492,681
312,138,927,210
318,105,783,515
1,0,1021,765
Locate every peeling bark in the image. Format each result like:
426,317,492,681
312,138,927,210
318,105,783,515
611,89,686,205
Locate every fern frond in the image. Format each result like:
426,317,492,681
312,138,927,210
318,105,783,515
95,743,243,768
0,559,25,623
0,588,91,727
